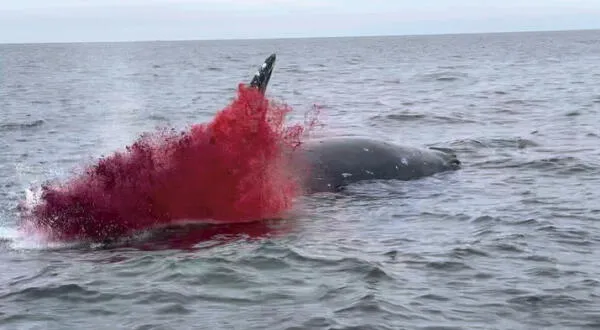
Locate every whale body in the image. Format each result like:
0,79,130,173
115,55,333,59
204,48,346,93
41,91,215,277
248,53,460,193
296,137,459,193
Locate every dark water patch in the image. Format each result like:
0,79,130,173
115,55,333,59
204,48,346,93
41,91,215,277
524,254,557,263
510,218,539,226
451,246,490,258
471,215,501,224
472,227,496,239
503,99,526,105
147,114,169,122
472,155,597,175
223,55,243,62
526,266,560,278
330,325,395,330
383,78,402,84
500,288,533,296
438,77,459,82
8,265,58,287
383,250,398,260
430,114,478,124
363,265,394,283
547,228,593,247
528,156,596,172
207,66,223,71
238,255,291,271
5,83,27,91
284,65,310,74
472,94,489,100
419,71,469,82
125,71,143,78
0,120,45,131
283,251,395,283
491,107,522,115
489,243,525,254
281,248,351,268
581,279,600,287
507,294,590,308
185,266,257,287
520,195,553,206
347,78,378,85
155,303,193,315
449,137,539,153
370,112,425,122
1,313,58,326
437,64,470,70
135,324,172,330
31,100,51,105
416,293,451,302
334,293,411,320
136,290,194,305
288,316,337,329
317,285,355,303
346,57,363,65
117,221,282,251
426,261,471,272
154,289,257,305
370,112,478,125
1,284,106,303
474,272,494,279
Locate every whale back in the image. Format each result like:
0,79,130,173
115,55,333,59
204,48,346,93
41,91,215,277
296,137,460,193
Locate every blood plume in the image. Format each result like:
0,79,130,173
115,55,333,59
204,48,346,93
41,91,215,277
20,84,311,242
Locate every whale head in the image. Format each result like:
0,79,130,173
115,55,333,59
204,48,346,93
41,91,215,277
429,147,461,169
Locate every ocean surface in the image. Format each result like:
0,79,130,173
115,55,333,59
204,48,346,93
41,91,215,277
2,29,600,329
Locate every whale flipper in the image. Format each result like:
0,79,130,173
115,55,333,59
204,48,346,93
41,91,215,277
249,53,276,95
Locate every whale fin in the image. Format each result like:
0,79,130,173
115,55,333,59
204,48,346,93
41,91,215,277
249,53,276,95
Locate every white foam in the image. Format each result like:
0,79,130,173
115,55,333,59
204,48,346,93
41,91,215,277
22,187,43,212
0,224,72,251
0,187,78,251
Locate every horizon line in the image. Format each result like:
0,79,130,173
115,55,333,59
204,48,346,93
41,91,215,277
1,27,598,46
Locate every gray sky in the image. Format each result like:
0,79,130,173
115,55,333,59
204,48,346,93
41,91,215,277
1,0,599,43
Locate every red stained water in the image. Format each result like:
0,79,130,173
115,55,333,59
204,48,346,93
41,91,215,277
19,84,312,243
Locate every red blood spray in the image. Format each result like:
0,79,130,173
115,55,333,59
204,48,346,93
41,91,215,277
19,84,313,242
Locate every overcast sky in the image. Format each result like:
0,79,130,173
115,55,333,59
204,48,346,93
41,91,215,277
1,0,599,43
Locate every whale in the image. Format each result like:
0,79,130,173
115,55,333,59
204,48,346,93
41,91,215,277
249,53,461,193
294,138,460,193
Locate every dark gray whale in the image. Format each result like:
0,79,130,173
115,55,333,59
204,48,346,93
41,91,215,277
297,137,459,193
248,54,460,193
